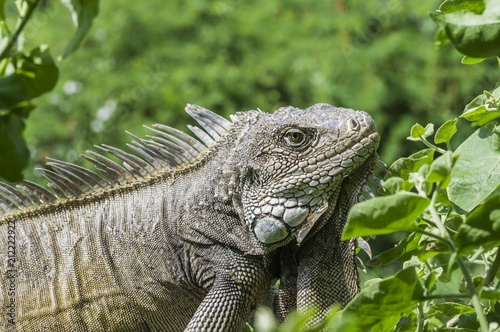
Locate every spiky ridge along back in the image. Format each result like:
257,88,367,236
0,104,237,218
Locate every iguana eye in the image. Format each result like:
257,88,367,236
283,129,307,147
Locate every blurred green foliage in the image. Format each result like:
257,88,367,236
19,0,497,185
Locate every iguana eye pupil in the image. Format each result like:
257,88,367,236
284,129,306,146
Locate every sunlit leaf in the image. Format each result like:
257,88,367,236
427,151,457,188
435,118,458,145
431,2,500,58
461,55,486,64
448,123,500,212
408,123,434,141
439,0,485,14
480,288,500,300
385,149,435,191
343,192,429,239
339,267,425,330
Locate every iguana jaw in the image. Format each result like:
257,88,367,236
295,154,380,245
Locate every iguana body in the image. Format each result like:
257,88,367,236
0,104,380,331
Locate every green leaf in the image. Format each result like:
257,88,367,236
426,151,457,188
434,26,451,47
16,45,59,99
376,232,425,265
0,73,31,109
454,194,500,252
435,118,458,145
342,192,429,239
461,105,490,121
386,149,435,191
340,267,425,330
253,307,277,332
472,111,500,127
0,0,6,21
408,123,434,141
243,323,254,332
381,176,404,194
439,0,485,14
432,302,475,316
0,113,28,181
0,46,58,110
61,0,99,59
430,2,500,58
440,328,482,332
480,288,500,300
448,122,500,212
492,86,500,99
460,89,500,126
395,314,418,332
457,313,480,329
462,92,489,117
461,55,486,64
424,268,442,293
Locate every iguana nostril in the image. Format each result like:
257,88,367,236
349,118,360,131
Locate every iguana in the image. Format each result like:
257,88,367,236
0,103,381,331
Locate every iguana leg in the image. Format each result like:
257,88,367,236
185,254,272,332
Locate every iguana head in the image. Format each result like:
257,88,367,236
237,103,380,248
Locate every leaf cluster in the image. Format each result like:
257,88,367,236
0,0,98,181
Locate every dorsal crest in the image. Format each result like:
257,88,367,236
0,104,236,216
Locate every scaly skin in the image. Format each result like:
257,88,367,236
0,103,379,331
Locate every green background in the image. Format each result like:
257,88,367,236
19,0,496,185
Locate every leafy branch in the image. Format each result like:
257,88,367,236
0,0,99,181
0,0,40,60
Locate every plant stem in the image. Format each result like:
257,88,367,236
415,228,454,249
0,0,40,60
481,247,500,289
423,293,470,300
428,188,449,240
419,138,447,154
457,257,489,332
426,188,489,331
416,302,425,332
445,141,452,152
